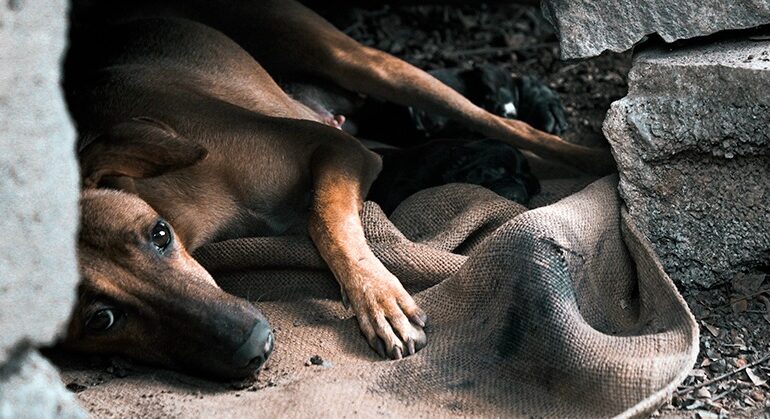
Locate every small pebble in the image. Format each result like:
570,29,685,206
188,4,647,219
696,387,712,399
695,411,718,419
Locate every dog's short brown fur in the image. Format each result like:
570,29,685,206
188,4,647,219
64,0,614,378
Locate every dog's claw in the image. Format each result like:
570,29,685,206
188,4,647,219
406,338,416,356
340,286,350,309
392,345,403,360
375,339,387,358
409,311,427,328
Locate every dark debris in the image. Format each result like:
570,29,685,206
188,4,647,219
655,273,770,417
65,382,88,393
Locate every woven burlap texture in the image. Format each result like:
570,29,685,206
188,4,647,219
68,175,698,418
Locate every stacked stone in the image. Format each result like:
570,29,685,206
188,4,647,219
0,0,86,417
543,1,770,288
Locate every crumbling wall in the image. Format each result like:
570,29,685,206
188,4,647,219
0,0,85,416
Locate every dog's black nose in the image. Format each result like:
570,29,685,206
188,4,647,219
232,321,274,370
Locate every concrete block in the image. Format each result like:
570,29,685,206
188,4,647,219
0,348,85,419
0,0,80,361
604,37,770,288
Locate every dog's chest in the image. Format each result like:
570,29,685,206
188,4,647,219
214,200,309,242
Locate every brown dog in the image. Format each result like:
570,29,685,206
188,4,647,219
63,0,614,379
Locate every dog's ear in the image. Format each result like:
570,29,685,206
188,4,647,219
79,117,208,188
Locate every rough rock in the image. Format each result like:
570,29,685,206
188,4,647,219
0,348,85,419
604,36,770,288
541,0,770,59
0,0,84,414
0,0,80,362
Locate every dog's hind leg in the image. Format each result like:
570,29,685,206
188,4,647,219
175,0,615,174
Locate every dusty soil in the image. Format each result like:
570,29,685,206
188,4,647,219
51,3,770,418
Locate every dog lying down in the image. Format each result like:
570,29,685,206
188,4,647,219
62,0,613,379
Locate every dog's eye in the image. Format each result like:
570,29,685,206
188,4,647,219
85,308,119,332
151,221,172,253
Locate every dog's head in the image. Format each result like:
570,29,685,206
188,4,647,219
63,117,273,379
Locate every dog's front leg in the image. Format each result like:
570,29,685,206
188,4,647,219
308,144,427,359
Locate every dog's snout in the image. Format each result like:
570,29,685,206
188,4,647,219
232,321,274,370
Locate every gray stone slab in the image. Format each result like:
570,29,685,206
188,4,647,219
0,0,80,362
541,0,770,59
0,348,85,419
604,37,770,288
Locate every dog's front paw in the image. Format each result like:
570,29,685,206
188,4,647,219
344,272,427,360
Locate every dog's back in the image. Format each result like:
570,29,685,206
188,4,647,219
68,16,359,241
66,16,324,150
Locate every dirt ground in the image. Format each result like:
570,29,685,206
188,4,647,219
658,283,770,418
52,3,770,418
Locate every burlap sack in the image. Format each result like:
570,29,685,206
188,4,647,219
65,175,698,418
